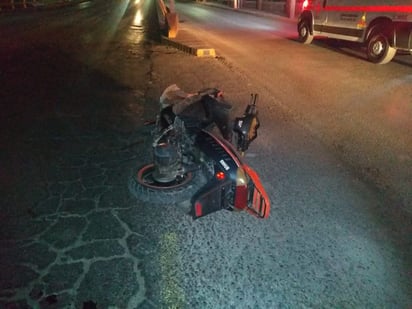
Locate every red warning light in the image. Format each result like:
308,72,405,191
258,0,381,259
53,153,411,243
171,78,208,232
302,0,309,10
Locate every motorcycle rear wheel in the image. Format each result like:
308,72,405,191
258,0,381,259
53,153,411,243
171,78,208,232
129,163,207,205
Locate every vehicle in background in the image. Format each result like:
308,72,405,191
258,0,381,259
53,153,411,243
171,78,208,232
297,0,412,64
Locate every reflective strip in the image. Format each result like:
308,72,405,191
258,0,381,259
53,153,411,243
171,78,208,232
324,5,412,13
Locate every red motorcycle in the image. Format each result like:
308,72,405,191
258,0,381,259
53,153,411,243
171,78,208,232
129,86,270,219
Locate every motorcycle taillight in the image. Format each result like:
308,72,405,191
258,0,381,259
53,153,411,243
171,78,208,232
233,168,248,210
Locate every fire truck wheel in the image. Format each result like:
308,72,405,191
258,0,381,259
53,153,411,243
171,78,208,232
366,32,396,64
298,20,313,44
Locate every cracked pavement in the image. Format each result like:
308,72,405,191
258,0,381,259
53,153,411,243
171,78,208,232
1,1,411,308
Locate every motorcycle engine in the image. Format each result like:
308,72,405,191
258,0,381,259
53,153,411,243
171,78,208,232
152,142,181,183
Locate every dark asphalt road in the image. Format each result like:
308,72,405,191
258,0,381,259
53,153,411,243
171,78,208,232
1,0,411,308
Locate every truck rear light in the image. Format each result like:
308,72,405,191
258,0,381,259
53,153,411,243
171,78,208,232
302,0,309,10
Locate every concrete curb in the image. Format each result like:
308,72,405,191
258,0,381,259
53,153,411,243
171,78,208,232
161,2,296,58
161,35,216,57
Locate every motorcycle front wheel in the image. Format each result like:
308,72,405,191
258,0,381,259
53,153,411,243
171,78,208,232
129,163,207,204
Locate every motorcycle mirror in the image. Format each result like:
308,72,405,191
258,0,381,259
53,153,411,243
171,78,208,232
233,93,260,153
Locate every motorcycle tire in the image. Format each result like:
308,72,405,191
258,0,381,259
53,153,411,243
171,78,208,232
128,163,208,205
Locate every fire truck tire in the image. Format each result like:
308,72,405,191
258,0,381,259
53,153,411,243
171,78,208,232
366,32,396,64
298,20,313,44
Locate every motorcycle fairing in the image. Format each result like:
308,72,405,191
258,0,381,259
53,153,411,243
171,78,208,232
193,130,270,219
191,130,240,219
195,130,243,180
243,164,270,219
190,179,232,219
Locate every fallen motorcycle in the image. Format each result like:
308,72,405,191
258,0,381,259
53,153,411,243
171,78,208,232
129,85,270,219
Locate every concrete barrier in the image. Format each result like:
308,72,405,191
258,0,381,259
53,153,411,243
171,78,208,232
157,0,180,38
166,12,179,38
